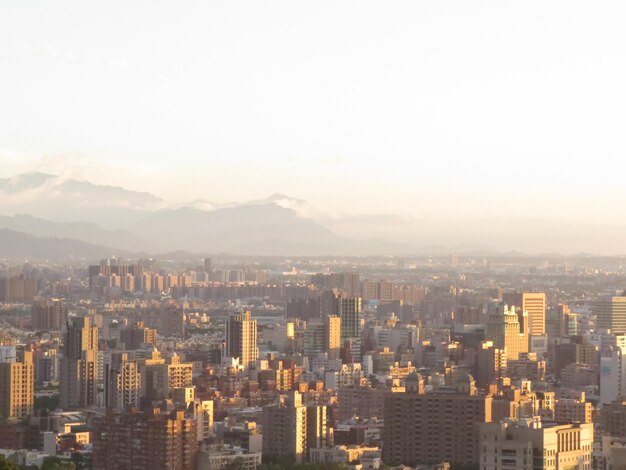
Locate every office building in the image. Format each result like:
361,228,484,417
486,303,529,361
304,315,341,360
0,350,34,420
476,341,507,388
502,292,546,336
596,292,626,333
383,373,492,467
59,316,99,409
480,418,593,470
226,311,258,367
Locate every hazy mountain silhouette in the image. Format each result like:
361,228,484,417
0,228,132,262
4,171,626,256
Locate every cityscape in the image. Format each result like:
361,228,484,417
2,251,626,469
2,1,626,470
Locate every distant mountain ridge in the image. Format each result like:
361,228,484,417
0,172,412,257
0,228,133,262
3,171,626,257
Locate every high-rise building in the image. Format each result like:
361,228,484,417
337,296,362,362
324,315,341,360
59,316,99,409
120,322,157,350
480,418,593,470
476,341,507,388
262,392,329,463
486,303,529,361
0,275,36,302
383,373,492,467
338,297,361,339
92,409,198,470
0,349,34,421
144,352,193,401
502,292,546,336
31,298,68,331
104,352,142,410
226,311,258,367
362,280,394,303
303,315,341,360
596,292,626,333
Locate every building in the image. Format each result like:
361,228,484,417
59,316,99,409
104,352,142,410
601,345,626,405
486,303,529,361
475,341,507,388
338,297,362,362
554,395,593,424
337,385,385,421
382,372,492,467
31,298,67,331
197,446,261,470
600,399,626,437
596,292,626,333
304,315,341,360
0,275,36,302
502,292,546,336
480,418,593,470
0,350,34,420
309,445,380,465
225,311,258,368
261,391,329,463
120,322,157,350
546,304,578,339
145,352,193,401
91,408,198,470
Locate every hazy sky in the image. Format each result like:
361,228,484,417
1,1,625,222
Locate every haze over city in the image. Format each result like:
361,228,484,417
5,3,626,470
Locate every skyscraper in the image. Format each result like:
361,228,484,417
486,303,529,361
104,352,142,410
60,316,99,409
502,292,546,336
262,392,329,463
226,311,258,367
337,296,362,361
0,349,34,421
595,292,626,333
303,315,341,360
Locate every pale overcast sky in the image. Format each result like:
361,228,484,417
1,1,625,222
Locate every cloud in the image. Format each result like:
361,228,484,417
25,44,132,69
109,58,132,69
31,45,78,61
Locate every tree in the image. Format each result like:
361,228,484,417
224,457,245,470
0,456,18,470
41,457,76,470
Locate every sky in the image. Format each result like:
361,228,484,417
1,1,626,223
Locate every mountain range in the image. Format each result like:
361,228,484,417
0,172,412,260
3,171,626,261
